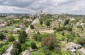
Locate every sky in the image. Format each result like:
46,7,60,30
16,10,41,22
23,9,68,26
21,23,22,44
0,0,85,15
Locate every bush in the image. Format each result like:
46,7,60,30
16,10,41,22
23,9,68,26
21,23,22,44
21,44,26,51
13,41,21,52
7,35,15,42
42,36,57,50
76,38,85,45
45,20,50,27
66,26,72,31
0,33,5,40
31,42,37,49
10,48,19,55
39,19,43,25
43,46,51,55
56,27,65,31
30,25,34,29
64,19,70,25
33,33,43,41
18,30,27,43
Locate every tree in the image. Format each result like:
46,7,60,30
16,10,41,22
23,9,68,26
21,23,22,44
39,19,43,25
43,46,51,55
13,41,21,52
0,33,5,40
21,44,26,51
42,36,57,50
18,30,27,43
30,25,34,29
45,20,50,27
77,38,85,45
31,42,37,49
64,19,70,25
10,48,19,55
56,26,65,31
66,26,72,31
7,34,15,42
33,33,43,41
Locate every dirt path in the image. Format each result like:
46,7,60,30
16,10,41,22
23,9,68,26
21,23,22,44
2,44,13,55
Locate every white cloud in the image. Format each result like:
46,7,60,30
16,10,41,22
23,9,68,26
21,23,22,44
0,0,85,14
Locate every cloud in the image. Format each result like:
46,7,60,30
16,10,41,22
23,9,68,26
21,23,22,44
0,0,85,14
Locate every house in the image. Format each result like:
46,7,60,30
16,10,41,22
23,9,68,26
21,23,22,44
79,48,85,55
21,50,32,55
13,28,21,32
39,30,54,33
19,24,25,28
65,42,81,52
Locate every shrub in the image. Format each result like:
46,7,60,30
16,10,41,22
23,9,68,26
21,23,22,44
10,48,19,55
21,44,26,51
39,19,43,25
45,20,50,27
7,35,15,42
30,25,34,29
43,46,51,55
18,30,27,43
13,41,21,52
0,33,5,40
64,19,70,25
76,38,85,45
31,42,37,49
66,26,72,31
42,36,57,50
33,33,42,41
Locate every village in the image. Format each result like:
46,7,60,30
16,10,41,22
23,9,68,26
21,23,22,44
0,13,85,55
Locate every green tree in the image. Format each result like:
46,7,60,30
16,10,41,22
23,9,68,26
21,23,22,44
45,20,50,27
0,33,5,40
30,25,34,29
43,46,51,55
31,42,37,49
66,26,72,31
77,38,85,45
42,36,57,50
10,48,19,55
18,30,27,43
39,19,43,25
64,19,70,25
7,34,15,42
13,41,21,52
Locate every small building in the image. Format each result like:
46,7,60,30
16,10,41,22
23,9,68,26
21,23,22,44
13,28,21,32
65,42,81,52
22,50,32,55
39,30,54,34
79,48,85,55
19,24,25,28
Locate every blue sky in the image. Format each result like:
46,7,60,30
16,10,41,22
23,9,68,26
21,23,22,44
0,0,85,14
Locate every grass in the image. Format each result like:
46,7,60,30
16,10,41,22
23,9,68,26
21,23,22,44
25,39,41,49
56,32,67,41
0,26,16,31
61,51,71,55
0,42,12,54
